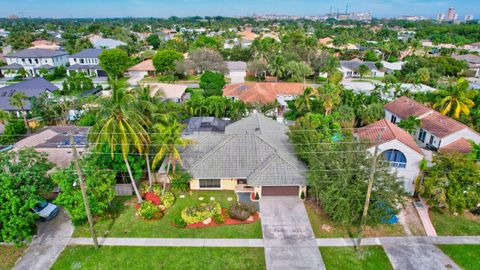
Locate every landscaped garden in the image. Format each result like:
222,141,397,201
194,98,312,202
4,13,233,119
320,246,392,270
73,190,262,238
0,245,25,270
438,245,480,270
52,246,266,270
429,207,480,236
306,201,405,238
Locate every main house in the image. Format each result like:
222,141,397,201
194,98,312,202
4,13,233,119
223,82,305,120
356,119,425,193
452,54,480,78
385,96,480,152
1,48,69,77
67,48,107,77
180,113,307,198
0,78,59,112
339,59,384,78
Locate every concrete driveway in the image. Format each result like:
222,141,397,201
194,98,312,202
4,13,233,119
13,208,73,270
383,244,460,270
260,197,325,270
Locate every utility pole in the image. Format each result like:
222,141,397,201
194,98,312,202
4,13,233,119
70,132,99,247
356,127,385,249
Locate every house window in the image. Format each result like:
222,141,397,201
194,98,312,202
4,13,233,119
418,129,427,143
383,149,407,168
199,179,221,188
390,115,397,123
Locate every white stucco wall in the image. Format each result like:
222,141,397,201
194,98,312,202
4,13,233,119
441,128,480,147
368,139,424,194
228,70,246,83
128,70,148,78
6,55,68,76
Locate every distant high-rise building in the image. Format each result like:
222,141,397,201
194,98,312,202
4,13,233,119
446,7,456,20
436,13,446,21
465,15,474,21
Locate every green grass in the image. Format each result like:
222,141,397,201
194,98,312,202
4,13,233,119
320,246,392,270
52,246,265,270
0,245,26,270
438,245,480,270
306,201,405,238
73,191,262,238
429,207,480,236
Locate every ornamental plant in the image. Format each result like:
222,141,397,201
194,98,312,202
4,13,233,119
161,192,175,209
181,202,221,224
138,201,162,220
228,202,257,221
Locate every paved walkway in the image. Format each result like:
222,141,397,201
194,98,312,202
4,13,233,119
259,197,325,270
13,209,73,270
414,199,437,236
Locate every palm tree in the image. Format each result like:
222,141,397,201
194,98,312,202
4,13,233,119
152,120,192,196
268,56,285,82
89,80,150,202
468,141,480,162
434,78,475,119
356,64,371,78
9,92,29,131
398,115,421,135
318,84,341,116
294,87,316,115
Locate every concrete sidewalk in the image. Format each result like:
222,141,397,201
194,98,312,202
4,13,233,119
316,236,480,247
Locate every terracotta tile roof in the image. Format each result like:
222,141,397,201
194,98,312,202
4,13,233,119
420,111,469,138
384,96,432,119
239,31,258,41
356,119,424,155
439,138,473,154
128,59,155,71
223,82,305,104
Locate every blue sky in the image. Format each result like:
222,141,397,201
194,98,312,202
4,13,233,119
0,0,478,18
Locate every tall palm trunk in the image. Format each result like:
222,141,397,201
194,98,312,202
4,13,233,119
145,153,153,192
21,108,29,132
162,159,171,197
124,157,143,203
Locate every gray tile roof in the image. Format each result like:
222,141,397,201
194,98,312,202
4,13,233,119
8,48,68,58
452,54,480,64
340,60,378,71
182,117,230,135
181,113,306,186
0,78,58,111
93,38,127,49
69,48,103,59
67,63,101,70
0,63,23,70
225,61,247,71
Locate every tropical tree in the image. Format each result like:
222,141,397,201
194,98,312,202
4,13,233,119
268,56,285,82
318,84,342,115
9,92,29,131
398,115,421,135
98,48,131,79
0,109,9,124
152,49,184,75
151,120,192,195
356,64,371,78
434,78,475,119
294,87,316,115
88,80,150,202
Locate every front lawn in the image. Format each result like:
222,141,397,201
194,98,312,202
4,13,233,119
320,246,392,270
429,207,480,236
438,245,480,270
73,191,262,238
306,201,405,238
0,245,25,270
52,246,265,270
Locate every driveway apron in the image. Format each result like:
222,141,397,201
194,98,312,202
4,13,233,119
13,208,74,270
382,243,460,270
260,197,325,270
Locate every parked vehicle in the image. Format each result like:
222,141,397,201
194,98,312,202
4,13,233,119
32,201,59,221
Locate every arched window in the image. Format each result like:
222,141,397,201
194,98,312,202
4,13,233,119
383,149,407,168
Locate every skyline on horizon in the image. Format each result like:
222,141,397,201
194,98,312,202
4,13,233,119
0,0,478,19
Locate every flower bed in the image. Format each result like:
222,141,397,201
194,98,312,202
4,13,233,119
187,208,259,229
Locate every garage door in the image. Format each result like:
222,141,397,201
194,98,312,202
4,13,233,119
262,186,299,196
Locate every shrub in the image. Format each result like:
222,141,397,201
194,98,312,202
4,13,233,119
0,119,27,145
254,192,259,200
170,171,191,192
228,202,257,221
140,183,162,196
300,191,305,200
78,112,96,126
173,214,187,228
138,201,162,220
213,213,225,224
181,202,221,224
161,191,175,209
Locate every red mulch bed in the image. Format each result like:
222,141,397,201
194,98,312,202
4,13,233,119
143,191,161,205
186,208,260,229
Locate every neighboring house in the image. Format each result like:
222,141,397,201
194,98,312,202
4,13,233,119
397,31,415,41
225,61,247,83
182,117,230,135
181,113,307,198
339,59,384,78
1,48,69,77
92,38,127,49
67,48,107,77
140,83,188,103
223,82,305,119
452,54,480,78
30,40,61,51
0,29,9,38
384,96,480,152
13,126,88,168
356,119,424,193
464,42,480,53
0,78,59,112
381,61,405,74
127,59,156,78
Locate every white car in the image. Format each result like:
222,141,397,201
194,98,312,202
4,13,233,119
32,201,59,221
